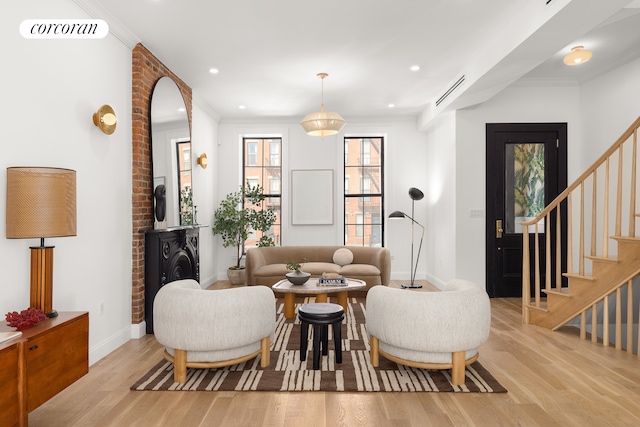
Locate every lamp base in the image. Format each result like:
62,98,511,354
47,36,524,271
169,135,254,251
401,283,423,289
46,309,59,318
30,246,55,315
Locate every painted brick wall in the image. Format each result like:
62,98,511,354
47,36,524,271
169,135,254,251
131,44,192,325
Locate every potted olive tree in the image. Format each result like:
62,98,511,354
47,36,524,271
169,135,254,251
212,183,276,284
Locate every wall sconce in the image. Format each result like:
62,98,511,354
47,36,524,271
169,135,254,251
93,104,117,134
197,153,208,169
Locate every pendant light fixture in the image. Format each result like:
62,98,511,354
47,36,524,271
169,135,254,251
300,73,345,139
563,46,592,66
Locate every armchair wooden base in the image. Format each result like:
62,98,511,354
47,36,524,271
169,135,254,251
164,336,271,383
369,336,479,385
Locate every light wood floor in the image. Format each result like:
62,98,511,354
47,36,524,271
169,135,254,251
29,281,640,426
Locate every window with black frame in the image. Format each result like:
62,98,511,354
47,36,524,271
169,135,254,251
344,137,384,246
243,137,282,248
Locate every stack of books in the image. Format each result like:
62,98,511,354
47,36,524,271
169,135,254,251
317,272,347,286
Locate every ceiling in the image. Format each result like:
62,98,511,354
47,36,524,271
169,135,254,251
80,0,640,123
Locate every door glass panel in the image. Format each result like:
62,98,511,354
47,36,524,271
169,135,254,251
505,143,545,234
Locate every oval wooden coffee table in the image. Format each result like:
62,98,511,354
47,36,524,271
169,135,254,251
272,278,366,319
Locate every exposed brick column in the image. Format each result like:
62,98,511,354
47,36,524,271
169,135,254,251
131,44,192,326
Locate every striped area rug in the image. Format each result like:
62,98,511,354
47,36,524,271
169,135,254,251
131,297,506,393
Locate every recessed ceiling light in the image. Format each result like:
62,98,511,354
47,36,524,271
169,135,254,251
209,68,219,74
388,103,395,108
410,65,420,72
178,107,186,112
238,105,246,110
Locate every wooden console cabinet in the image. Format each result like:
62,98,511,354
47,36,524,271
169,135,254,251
0,341,21,427
0,312,88,427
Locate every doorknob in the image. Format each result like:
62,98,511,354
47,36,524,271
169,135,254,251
496,219,503,238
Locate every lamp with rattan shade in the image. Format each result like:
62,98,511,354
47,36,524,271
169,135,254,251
6,167,77,317
300,73,345,139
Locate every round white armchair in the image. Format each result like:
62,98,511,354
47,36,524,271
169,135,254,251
366,279,491,385
153,279,276,383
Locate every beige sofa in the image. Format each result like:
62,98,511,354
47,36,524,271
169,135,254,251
245,245,391,290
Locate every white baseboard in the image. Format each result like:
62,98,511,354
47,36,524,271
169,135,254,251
88,325,132,366
200,274,219,288
130,321,147,339
424,273,446,290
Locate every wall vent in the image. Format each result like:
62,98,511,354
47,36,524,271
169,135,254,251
435,75,465,107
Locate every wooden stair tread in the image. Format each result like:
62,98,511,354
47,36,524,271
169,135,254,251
542,289,571,297
562,273,594,280
525,304,548,313
585,255,618,263
611,236,640,243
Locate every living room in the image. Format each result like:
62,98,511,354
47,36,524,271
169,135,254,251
2,0,640,424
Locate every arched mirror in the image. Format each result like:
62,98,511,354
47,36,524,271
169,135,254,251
150,77,192,228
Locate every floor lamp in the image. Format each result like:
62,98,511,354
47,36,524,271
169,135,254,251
6,167,77,318
389,187,424,288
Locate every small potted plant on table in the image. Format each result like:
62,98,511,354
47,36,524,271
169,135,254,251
285,258,310,285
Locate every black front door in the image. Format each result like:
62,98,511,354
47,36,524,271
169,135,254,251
486,123,567,298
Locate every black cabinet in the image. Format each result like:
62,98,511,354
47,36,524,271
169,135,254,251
145,227,200,333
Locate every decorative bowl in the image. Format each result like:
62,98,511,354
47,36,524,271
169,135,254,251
286,271,311,285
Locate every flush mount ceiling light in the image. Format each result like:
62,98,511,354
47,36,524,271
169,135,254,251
563,46,592,66
300,73,345,139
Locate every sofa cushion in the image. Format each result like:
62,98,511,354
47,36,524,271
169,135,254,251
333,248,354,266
302,262,341,275
339,263,380,276
254,264,289,277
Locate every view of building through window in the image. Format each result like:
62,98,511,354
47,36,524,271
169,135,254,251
344,137,384,246
177,141,192,225
243,137,282,248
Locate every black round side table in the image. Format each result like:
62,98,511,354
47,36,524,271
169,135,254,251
298,302,345,370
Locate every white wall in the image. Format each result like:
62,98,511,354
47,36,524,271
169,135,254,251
191,100,219,286
580,58,640,160
1,0,132,364
450,84,582,288
216,118,427,281
423,112,457,288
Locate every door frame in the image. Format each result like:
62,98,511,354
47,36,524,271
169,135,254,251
486,123,568,298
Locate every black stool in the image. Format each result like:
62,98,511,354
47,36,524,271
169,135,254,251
298,303,344,370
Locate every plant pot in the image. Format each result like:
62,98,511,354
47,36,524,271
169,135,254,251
286,271,311,285
227,268,246,285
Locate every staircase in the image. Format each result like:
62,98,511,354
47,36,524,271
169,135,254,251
522,116,640,354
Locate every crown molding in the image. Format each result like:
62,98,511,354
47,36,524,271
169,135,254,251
192,94,222,123
73,0,140,49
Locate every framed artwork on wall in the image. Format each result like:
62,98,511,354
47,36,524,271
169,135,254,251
291,169,333,225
